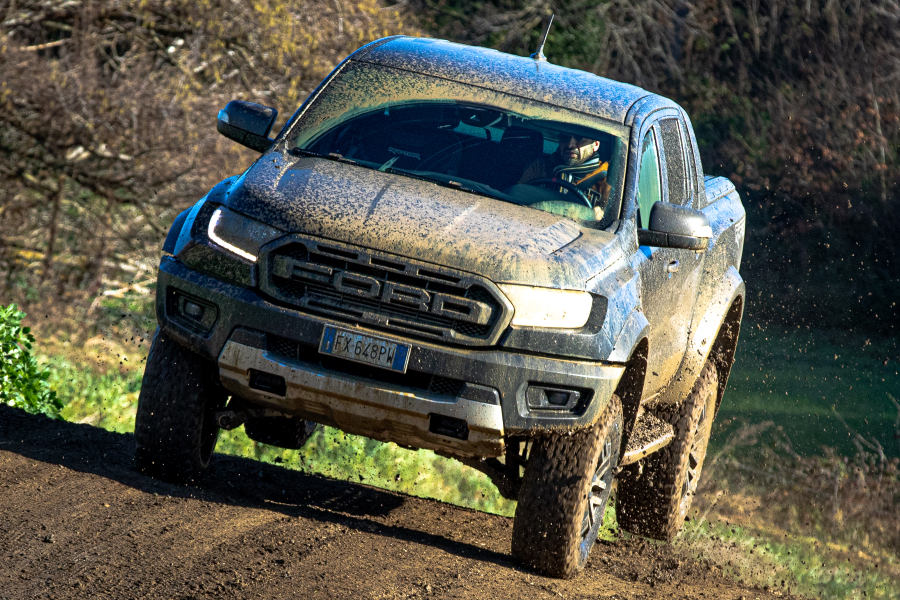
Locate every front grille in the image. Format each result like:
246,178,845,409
267,335,465,397
259,236,508,346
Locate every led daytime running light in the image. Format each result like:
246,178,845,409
207,208,257,262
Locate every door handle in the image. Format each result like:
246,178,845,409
667,260,679,273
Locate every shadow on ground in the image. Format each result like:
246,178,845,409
0,404,512,568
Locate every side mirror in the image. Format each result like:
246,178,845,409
637,202,711,251
217,100,278,153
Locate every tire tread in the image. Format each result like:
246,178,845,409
512,395,623,578
616,361,718,541
134,330,226,484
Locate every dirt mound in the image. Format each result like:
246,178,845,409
0,404,800,599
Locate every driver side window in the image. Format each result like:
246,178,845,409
636,129,661,229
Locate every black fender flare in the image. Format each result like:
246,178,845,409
658,266,745,410
608,309,650,364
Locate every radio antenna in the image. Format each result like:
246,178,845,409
530,14,555,62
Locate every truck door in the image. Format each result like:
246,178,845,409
635,117,705,397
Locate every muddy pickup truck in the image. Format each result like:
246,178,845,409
134,36,746,578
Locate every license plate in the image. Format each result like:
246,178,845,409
319,326,410,373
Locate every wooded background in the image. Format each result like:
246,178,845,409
1,0,897,333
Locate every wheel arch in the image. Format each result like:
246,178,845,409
655,266,744,408
613,337,650,455
709,294,743,415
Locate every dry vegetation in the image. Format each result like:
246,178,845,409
683,414,900,597
701,417,900,552
410,0,900,327
0,0,409,330
2,0,898,330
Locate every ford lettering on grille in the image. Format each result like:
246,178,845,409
273,257,493,325
260,238,507,345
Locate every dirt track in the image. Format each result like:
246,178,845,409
0,405,796,599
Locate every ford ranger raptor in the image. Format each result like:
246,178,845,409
134,36,746,578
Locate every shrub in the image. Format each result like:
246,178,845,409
0,303,62,418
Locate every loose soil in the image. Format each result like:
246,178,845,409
0,405,800,599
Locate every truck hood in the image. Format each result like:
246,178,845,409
221,154,622,289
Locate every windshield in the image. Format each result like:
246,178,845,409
284,63,628,225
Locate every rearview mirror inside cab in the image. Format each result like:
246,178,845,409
217,100,278,153
637,201,711,251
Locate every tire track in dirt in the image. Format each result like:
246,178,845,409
0,405,802,599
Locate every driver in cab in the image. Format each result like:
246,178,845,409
519,134,611,219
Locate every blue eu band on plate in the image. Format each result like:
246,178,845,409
319,326,411,373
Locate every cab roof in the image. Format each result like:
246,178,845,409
353,37,654,125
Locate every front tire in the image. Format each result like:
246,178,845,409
134,329,228,484
511,395,623,578
616,360,718,541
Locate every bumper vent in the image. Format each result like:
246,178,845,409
427,376,466,398
259,236,508,346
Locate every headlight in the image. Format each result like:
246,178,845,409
498,284,593,329
207,207,282,262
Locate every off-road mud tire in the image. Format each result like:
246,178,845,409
512,395,623,578
244,416,318,449
134,329,228,484
616,360,718,541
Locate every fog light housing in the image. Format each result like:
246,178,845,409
546,390,570,406
168,289,218,334
526,385,588,412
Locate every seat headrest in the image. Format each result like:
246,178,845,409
498,127,544,153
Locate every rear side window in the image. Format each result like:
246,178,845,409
636,130,661,229
659,118,690,206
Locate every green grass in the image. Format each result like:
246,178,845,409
215,426,518,516
677,519,899,600
717,322,900,457
52,355,143,431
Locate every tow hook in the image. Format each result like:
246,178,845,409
213,408,289,430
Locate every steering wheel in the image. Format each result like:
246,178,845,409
523,177,593,208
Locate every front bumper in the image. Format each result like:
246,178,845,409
218,338,506,457
157,257,625,458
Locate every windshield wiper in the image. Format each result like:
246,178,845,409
382,168,508,202
378,156,400,172
290,148,359,166
291,151,506,202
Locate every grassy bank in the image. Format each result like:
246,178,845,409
679,416,900,599
676,516,899,599
718,321,900,458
